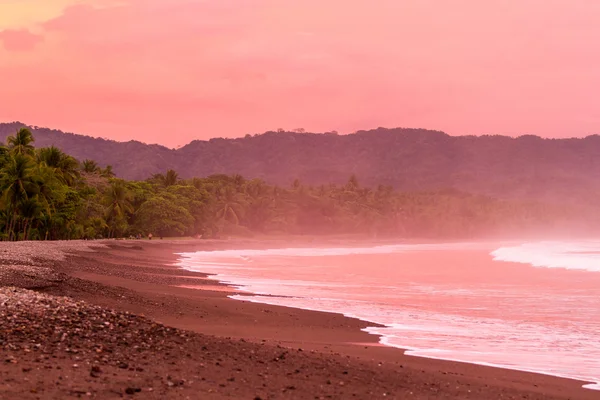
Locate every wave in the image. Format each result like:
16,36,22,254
491,240,600,272
228,292,599,390
178,242,600,391
177,241,489,262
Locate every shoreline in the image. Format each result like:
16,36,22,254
1,239,597,399
177,244,600,392
226,293,600,392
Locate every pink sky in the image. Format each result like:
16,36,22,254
0,0,599,147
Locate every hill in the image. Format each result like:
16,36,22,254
1,122,599,205
0,122,177,180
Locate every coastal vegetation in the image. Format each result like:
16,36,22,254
3,122,600,212
0,129,591,241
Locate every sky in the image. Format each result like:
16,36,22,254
0,0,599,147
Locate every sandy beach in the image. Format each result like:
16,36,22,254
0,239,597,399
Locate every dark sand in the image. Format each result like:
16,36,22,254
0,239,597,399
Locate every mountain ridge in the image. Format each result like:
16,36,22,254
1,121,599,207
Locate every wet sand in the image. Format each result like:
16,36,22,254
0,239,597,399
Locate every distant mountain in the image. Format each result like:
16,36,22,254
2,121,599,206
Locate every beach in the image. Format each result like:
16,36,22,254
0,239,597,399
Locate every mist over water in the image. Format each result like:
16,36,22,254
177,241,600,390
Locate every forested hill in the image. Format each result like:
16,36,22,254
2,122,599,204
0,122,177,180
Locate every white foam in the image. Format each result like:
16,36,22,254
178,242,600,391
491,240,600,272
583,383,600,390
231,293,600,390
177,242,489,262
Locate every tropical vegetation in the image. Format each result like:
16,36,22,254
3,122,600,215
0,129,591,241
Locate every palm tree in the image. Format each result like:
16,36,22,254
151,169,180,187
58,155,81,185
32,163,57,218
82,159,100,173
0,145,9,169
104,180,133,237
165,169,179,187
37,146,62,168
242,179,275,231
37,146,80,185
7,128,35,156
19,197,42,240
100,165,115,178
164,169,179,187
215,186,246,226
0,154,38,240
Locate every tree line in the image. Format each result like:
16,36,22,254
0,128,590,241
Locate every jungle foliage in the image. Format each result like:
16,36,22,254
0,129,590,241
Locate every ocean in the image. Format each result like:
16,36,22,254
176,241,600,390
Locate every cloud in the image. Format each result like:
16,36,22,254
0,0,86,30
0,29,43,51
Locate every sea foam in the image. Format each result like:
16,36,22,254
491,241,600,273
177,241,600,391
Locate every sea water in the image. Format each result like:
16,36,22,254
177,241,600,390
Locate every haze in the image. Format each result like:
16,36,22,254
1,0,599,147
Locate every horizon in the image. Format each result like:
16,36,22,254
1,1,600,147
